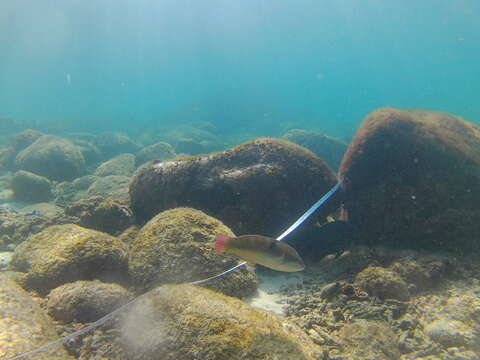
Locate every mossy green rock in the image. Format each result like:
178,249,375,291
11,170,53,202
14,129,44,151
135,142,176,166
94,153,136,177
0,273,74,359
340,107,480,252
129,207,257,297
95,132,142,159
47,280,132,323
121,284,322,360
130,138,338,235
15,135,85,181
10,224,128,294
283,129,347,171
87,175,130,201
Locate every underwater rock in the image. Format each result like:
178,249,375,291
72,138,102,166
15,135,85,181
0,206,71,251
94,153,136,177
11,170,53,202
130,138,338,235
339,107,480,253
87,175,131,201
283,129,348,171
389,255,447,293
0,147,16,171
164,123,223,155
355,265,410,301
121,284,322,360
95,132,142,159
46,280,132,323
0,188,15,203
0,272,74,359
135,141,176,166
331,319,400,359
19,202,64,217
65,196,134,235
14,129,44,151
129,207,257,297
425,319,477,348
10,224,128,295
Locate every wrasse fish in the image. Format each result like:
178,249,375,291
215,234,305,272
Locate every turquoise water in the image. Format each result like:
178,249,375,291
1,1,479,138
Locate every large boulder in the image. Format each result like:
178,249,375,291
121,284,322,360
87,175,131,201
94,153,136,177
0,273,74,359
130,138,338,235
339,108,480,252
95,132,142,159
128,207,257,297
14,129,44,151
135,142,176,167
283,129,348,171
11,170,53,202
10,224,128,294
15,135,85,181
65,196,134,235
46,280,132,323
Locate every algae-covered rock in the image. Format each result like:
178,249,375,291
135,142,176,166
95,132,142,159
0,273,74,359
331,320,400,359
65,196,134,235
94,153,136,177
339,108,480,253
129,207,257,297
14,129,44,151
283,129,348,171
11,170,53,202
72,139,102,165
121,284,322,360
10,224,128,294
0,147,16,171
87,175,130,201
355,265,410,301
15,135,85,181
20,202,64,217
46,280,132,323
130,138,338,235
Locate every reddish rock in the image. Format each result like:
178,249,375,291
339,107,480,252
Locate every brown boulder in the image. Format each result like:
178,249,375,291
130,138,338,236
339,108,480,252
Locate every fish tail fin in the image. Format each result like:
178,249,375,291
215,234,230,253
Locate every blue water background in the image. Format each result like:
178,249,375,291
0,0,479,139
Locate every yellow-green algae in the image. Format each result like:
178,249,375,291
0,272,74,360
121,284,322,360
128,207,258,297
10,224,128,295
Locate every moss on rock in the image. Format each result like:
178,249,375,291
339,107,480,253
121,284,322,360
130,138,338,236
129,207,257,297
10,224,128,294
